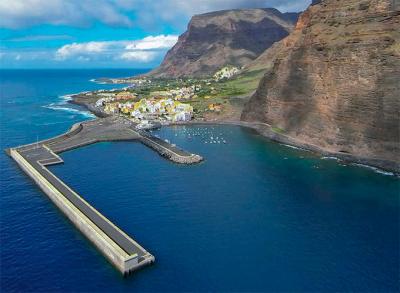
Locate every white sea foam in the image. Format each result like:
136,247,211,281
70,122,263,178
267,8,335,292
321,156,339,160
43,103,95,118
281,143,306,151
59,91,89,101
59,94,72,101
320,156,395,176
90,78,108,84
351,163,395,176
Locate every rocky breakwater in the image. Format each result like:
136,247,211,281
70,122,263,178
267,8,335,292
69,93,110,118
242,0,400,173
138,130,203,164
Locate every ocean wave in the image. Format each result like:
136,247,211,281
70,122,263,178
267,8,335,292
321,156,395,176
59,94,72,102
281,143,307,151
43,104,95,118
321,156,339,160
59,91,90,102
90,78,108,84
351,163,395,176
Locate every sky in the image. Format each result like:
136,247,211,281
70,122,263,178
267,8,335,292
0,0,311,69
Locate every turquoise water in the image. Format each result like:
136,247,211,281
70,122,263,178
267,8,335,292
1,70,399,292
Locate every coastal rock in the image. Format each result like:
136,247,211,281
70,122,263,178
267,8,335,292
241,0,400,172
148,9,299,78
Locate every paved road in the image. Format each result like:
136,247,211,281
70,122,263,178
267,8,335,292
46,118,139,153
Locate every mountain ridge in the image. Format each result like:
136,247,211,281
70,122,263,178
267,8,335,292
147,8,299,78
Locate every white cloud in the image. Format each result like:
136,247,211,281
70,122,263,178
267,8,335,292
0,0,132,29
120,51,156,62
0,0,310,29
55,34,178,63
116,0,311,31
56,41,108,60
125,35,178,50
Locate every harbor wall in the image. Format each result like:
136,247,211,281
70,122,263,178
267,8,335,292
138,135,203,164
10,149,139,274
7,123,84,155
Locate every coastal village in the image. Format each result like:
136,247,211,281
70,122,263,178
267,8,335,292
93,87,195,123
83,65,243,125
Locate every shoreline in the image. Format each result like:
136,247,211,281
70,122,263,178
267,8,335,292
69,92,399,176
69,97,109,118
169,120,400,176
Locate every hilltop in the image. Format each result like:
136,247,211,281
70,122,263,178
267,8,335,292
147,8,299,78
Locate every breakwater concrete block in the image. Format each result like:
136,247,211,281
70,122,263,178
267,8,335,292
10,149,154,274
138,135,203,164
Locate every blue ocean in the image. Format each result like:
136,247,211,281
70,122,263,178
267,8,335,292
1,69,399,292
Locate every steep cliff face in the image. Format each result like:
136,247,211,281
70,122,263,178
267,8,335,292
242,0,400,170
148,9,299,78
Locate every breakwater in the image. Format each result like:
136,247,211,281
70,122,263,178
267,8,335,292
138,130,203,164
7,117,202,275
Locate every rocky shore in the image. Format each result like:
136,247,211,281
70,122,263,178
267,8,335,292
242,122,400,176
172,120,400,175
69,94,109,118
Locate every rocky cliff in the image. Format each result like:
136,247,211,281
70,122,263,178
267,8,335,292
148,9,299,78
242,0,400,172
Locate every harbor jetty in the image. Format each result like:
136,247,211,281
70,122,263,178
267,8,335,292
6,117,203,275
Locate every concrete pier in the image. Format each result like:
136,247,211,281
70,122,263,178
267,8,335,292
7,117,203,275
9,145,154,275
138,130,203,164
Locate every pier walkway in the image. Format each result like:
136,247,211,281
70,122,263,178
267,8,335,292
18,144,151,257
7,117,203,275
